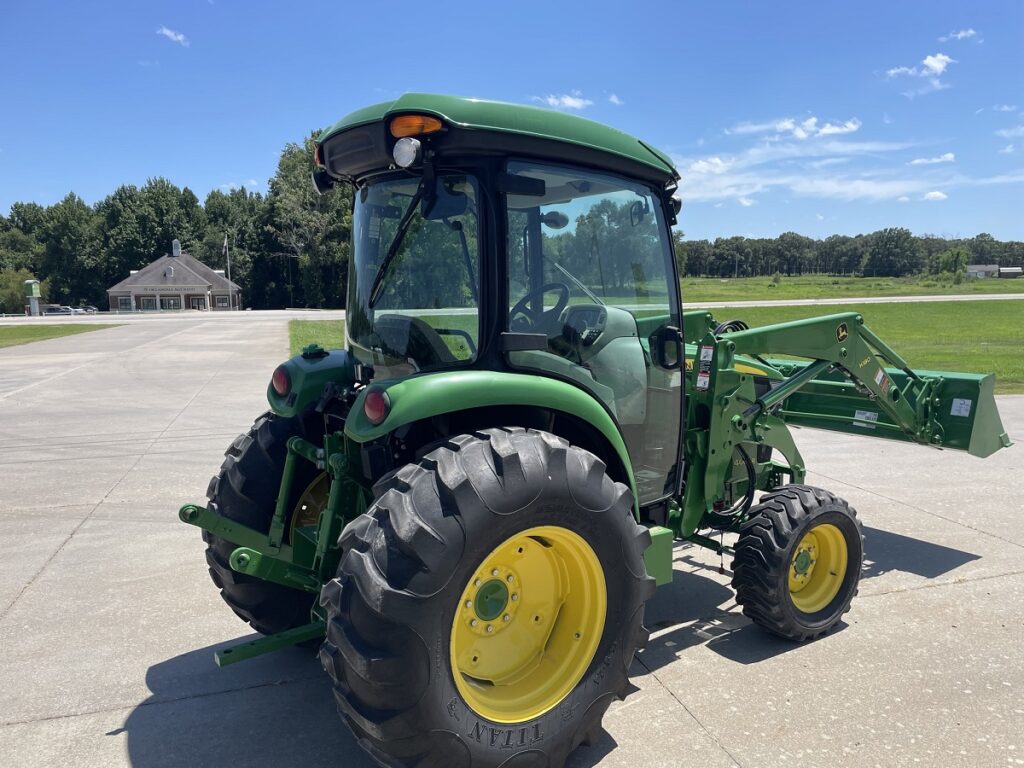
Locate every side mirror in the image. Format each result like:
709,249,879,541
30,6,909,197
422,181,468,220
540,211,569,229
629,199,650,227
311,169,336,195
667,195,683,224
651,325,683,370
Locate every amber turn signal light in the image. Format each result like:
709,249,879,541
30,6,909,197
389,114,443,138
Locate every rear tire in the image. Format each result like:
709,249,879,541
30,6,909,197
204,410,324,636
319,427,654,768
732,484,863,641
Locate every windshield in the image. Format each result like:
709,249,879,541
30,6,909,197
348,174,481,378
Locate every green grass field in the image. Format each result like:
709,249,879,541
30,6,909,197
0,323,120,349
290,319,346,356
683,274,1024,303
725,300,1023,393
290,299,1022,393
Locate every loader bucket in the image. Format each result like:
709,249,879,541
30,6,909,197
772,362,1013,458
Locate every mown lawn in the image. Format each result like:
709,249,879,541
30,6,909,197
729,300,1023,393
0,323,120,349
289,299,1023,393
683,274,1024,304
290,319,346,356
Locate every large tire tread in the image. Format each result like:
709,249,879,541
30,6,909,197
320,427,653,768
203,410,321,636
732,484,863,642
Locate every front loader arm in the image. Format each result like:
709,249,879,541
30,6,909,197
681,312,1012,537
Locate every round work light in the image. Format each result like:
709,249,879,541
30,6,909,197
393,137,422,168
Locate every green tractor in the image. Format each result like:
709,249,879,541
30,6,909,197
181,94,1012,767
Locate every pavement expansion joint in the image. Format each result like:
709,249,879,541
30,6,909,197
810,470,1024,551
859,567,1024,599
0,672,326,729
0,356,232,624
633,655,745,767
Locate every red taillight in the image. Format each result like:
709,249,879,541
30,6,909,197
271,365,290,397
363,389,390,425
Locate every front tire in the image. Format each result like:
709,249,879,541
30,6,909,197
731,484,864,641
319,428,654,768
204,410,325,636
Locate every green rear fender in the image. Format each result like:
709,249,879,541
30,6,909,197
345,370,639,509
267,348,356,419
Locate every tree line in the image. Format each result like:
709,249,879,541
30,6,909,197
3,129,1022,313
671,229,1023,280
0,132,352,313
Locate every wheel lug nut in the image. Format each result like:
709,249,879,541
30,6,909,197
503,614,511,622
506,575,514,583
470,619,478,627
465,600,472,608
486,625,494,633
511,593,519,601
474,579,481,587
491,568,499,577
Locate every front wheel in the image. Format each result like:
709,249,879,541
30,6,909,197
731,484,864,641
319,428,654,768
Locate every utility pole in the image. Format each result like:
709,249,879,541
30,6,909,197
223,232,235,310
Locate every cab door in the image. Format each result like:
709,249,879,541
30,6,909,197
504,160,683,505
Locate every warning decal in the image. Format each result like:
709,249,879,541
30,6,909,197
951,398,973,418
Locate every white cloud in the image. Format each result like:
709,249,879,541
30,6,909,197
909,152,955,165
246,178,259,187
897,196,911,203
883,112,893,125
533,90,592,110
996,125,1024,138
818,119,862,136
922,53,955,75
808,157,852,168
994,104,1018,112
688,156,731,174
608,94,624,106
886,53,956,97
815,213,825,221
923,190,948,201
999,144,1016,154
938,28,977,42
738,197,755,207
725,115,860,141
156,25,189,46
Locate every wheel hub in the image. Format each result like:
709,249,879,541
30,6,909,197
788,524,848,613
450,526,606,724
473,578,510,622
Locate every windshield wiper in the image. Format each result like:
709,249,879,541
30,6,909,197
550,260,604,305
368,181,425,307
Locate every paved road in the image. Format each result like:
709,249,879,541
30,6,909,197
0,320,1021,767
1,292,1022,328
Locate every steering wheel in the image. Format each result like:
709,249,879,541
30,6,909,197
509,283,570,331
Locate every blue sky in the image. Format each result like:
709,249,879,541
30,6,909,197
1,1,1022,240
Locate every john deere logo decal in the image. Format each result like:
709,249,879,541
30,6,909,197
836,323,849,342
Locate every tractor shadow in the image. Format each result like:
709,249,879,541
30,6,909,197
638,530,980,671
119,638,618,768
119,640,373,768
861,525,980,579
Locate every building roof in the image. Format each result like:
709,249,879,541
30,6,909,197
966,264,999,271
318,93,678,181
107,251,241,293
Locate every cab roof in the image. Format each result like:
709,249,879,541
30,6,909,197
318,93,679,182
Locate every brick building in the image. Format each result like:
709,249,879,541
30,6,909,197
106,241,241,312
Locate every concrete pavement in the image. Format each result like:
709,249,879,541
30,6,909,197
0,317,1020,768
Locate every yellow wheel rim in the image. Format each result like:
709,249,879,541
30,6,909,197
788,523,848,613
450,525,607,724
289,472,329,537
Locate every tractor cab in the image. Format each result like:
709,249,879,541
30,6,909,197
316,94,686,502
